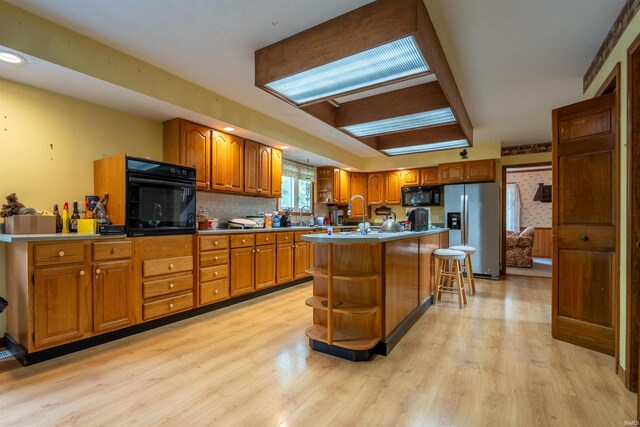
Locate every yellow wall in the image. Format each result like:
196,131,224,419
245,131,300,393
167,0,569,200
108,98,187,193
583,11,640,371
0,78,163,335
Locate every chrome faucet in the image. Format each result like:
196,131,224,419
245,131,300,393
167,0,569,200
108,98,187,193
347,195,369,235
298,205,311,227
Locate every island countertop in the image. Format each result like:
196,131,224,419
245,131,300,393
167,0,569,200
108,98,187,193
300,228,449,244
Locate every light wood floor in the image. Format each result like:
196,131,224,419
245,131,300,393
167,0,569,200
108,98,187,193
0,276,635,426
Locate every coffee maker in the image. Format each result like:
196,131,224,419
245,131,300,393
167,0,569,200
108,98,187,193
331,208,344,225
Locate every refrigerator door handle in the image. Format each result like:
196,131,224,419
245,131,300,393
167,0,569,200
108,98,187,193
460,194,465,244
464,195,469,245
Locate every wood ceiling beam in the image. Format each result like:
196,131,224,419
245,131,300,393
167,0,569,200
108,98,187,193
255,0,417,87
337,81,449,128
375,123,466,150
301,102,339,127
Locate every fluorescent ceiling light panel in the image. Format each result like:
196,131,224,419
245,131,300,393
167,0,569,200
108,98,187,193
342,108,455,137
382,139,469,156
265,36,428,104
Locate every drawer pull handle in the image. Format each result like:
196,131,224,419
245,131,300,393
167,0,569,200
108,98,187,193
169,263,174,269
79,270,85,276
59,251,65,257
169,303,174,309
266,237,269,241
214,271,218,276
579,234,589,241
214,257,219,261
111,248,117,255
95,269,101,274
169,283,174,288
285,236,288,240
214,241,218,245
214,289,219,294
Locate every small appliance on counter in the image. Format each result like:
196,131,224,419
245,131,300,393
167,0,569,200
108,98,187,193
407,207,430,231
245,215,265,228
228,218,257,229
331,208,344,225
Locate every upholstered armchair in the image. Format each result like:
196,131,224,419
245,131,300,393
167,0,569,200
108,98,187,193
506,227,535,268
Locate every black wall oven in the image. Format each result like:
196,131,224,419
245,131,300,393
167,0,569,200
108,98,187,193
126,157,196,236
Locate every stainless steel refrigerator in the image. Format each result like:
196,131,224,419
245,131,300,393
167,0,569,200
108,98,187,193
444,183,500,279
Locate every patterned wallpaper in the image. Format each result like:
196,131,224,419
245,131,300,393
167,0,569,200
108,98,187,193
507,170,552,228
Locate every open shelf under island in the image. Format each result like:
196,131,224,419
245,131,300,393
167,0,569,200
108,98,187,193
301,228,450,361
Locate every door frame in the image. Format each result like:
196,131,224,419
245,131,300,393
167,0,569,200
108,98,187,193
500,162,552,276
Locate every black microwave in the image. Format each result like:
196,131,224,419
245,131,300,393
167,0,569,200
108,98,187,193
401,185,442,207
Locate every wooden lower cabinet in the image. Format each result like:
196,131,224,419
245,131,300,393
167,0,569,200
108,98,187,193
200,279,229,305
230,247,255,296
33,263,91,350
93,260,134,334
276,242,294,284
294,242,310,279
255,243,276,289
143,293,194,321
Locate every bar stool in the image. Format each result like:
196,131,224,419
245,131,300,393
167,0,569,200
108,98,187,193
433,249,467,308
449,245,477,296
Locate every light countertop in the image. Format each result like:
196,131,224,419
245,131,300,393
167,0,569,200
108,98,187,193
197,225,355,235
0,233,127,243
300,228,449,244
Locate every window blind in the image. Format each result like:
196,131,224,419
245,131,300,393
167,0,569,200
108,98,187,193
282,159,316,182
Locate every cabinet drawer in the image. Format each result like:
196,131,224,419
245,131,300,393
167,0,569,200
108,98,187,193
199,235,229,251
200,264,229,282
255,233,276,245
143,256,193,277
34,242,85,266
200,249,229,267
143,293,193,321
200,279,230,305
277,232,294,243
143,274,193,299
231,234,255,248
93,240,132,261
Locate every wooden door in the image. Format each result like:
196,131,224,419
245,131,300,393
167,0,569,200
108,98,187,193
401,169,420,186
258,145,272,195
230,247,255,296
465,159,496,182
552,93,617,356
333,169,341,204
385,171,402,204
180,121,211,190
349,173,368,218
420,167,440,185
368,173,384,205
93,260,134,333
255,244,276,289
244,139,259,194
271,148,283,197
211,133,229,191
228,135,244,193
440,162,466,183
339,169,350,204
294,242,310,279
276,242,294,284
33,264,89,349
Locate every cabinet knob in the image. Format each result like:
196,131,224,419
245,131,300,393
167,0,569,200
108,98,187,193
242,239,246,243
265,237,269,241
579,234,589,241
214,241,218,245
214,256,219,261
285,236,288,240
95,268,101,274
214,271,218,276
79,270,85,276
59,251,65,257
252,249,256,253
169,263,174,269
169,303,174,309
169,283,174,288
637,241,640,249
111,248,117,255
256,249,260,253
214,289,219,294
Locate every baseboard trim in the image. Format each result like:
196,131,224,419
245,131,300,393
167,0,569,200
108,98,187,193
617,363,629,388
5,278,311,366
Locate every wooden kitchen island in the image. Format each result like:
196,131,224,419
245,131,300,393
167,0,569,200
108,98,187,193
301,228,449,361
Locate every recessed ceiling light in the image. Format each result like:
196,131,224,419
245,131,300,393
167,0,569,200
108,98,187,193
382,140,469,156
223,126,235,132
342,108,456,137
280,146,289,149
397,168,405,170
0,52,25,64
344,167,352,170
264,36,428,105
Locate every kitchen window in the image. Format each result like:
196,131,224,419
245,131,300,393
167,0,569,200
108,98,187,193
279,159,316,212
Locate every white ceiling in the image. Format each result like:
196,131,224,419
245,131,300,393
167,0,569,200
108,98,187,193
2,0,625,159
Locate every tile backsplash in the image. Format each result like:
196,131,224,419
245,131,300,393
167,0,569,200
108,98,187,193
197,192,277,226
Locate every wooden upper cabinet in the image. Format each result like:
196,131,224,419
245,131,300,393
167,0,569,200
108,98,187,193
439,162,466,184
163,119,211,190
349,173,368,218
420,167,440,185
316,167,334,203
464,159,496,183
333,168,341,204
244,139,260,194
339,169,350,204
385,171,402,204
228,135,244,193
259,145,272,195
271,148,283,197
211,132,230,191
368,173,384,205
401,169,420,186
